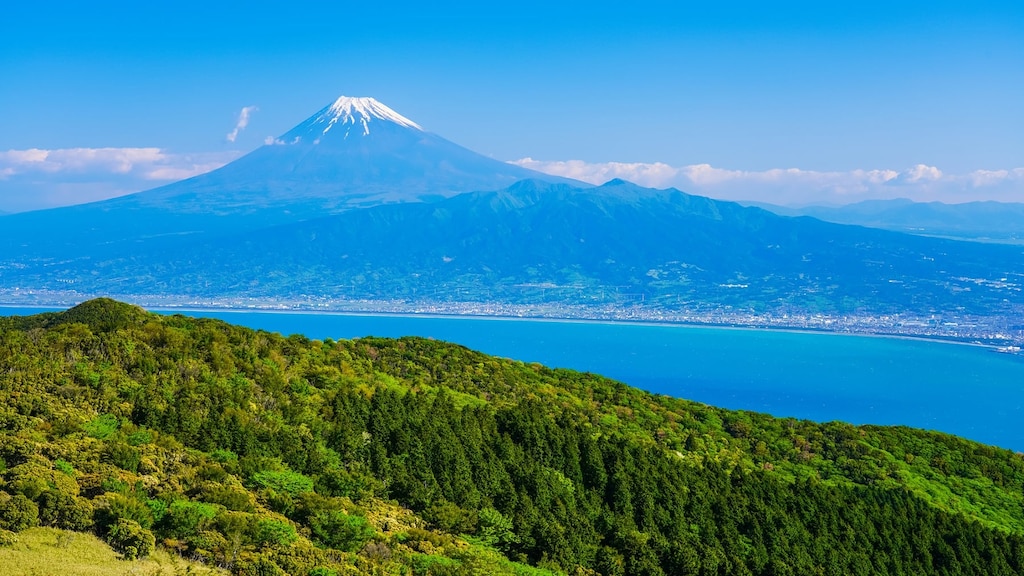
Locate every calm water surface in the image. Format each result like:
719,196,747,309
4,307,1023,451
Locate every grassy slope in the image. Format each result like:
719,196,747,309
0,527,225,576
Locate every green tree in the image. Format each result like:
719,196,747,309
0,493,39,532
309,510,373,552
477,507,517,551
106,518,155,560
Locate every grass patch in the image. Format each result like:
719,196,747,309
0,527,225,576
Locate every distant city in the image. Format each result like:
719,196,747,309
3,288,1021,349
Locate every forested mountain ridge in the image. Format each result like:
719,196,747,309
5,180,1024,323
1,299,1023,575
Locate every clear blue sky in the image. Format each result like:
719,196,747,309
1,1,1022,209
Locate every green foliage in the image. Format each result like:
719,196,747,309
211,448,239,464
83,414,119,439
308,510,374,552
53,459,75,476
254,518,298,548
126,429,153,446
100,477,130,494
38,490,94,531
0,493,39,532
94,493,154,531
0,529,17,547
408,553,460,575
52,298,149,332
234,554,287,576
162,500,219,538
105,517,155,560
102,441,141,472
477,507,517,550
145,499,168,523
184,529,232,566
424,500,477,534
6,461,80,501
200,483,255,512
251,470,314,496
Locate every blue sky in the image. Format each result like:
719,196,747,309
1,1,1022,211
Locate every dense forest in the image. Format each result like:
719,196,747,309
1,299,1023,575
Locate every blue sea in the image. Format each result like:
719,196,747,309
4,306,1023,451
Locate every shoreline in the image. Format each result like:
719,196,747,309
0,301,1012,352
161,306,1001,349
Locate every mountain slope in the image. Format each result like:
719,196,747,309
118,96,571,212
1,300,1023,575
0,527,225,576
10,179,1021,318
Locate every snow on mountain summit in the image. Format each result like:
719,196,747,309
314,96,423,137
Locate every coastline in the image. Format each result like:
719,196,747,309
0,300,1012,352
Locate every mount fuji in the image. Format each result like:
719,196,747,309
0,96,578,256
112,96,576,213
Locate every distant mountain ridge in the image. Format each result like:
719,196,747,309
748,198,1024,243
4,178,1023,321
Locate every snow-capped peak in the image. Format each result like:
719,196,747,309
316,96,423,137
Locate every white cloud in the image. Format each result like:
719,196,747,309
4,149,50,163
512,158,679,188
903,164,943,182
226,105,258,143
0,147,241,212
966,168,1024,187
0,147,238,181
510,159,1024,205
263,136,300,146
142,161,234,181
0,147,167,176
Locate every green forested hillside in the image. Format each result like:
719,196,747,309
1,299,1022,576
